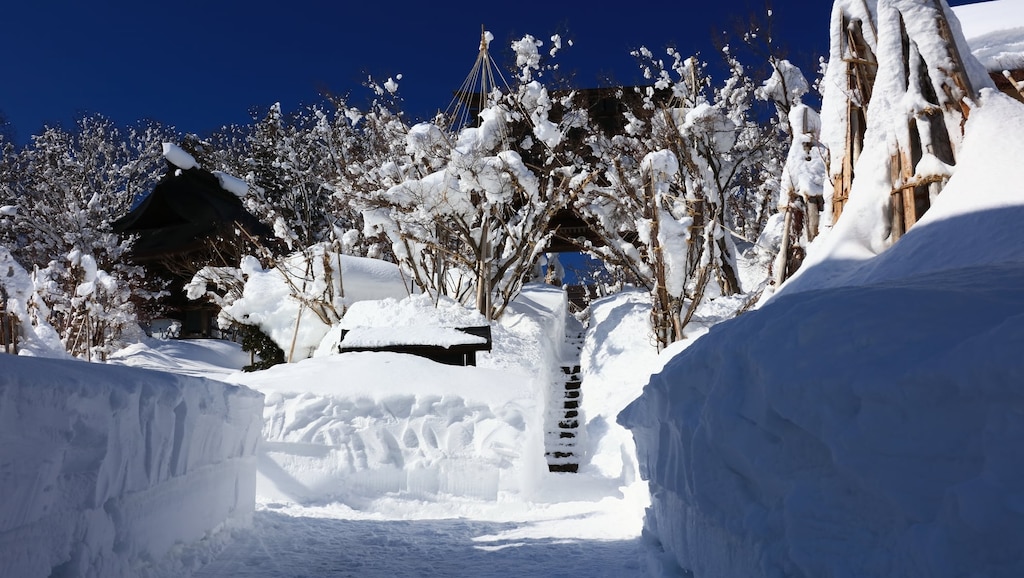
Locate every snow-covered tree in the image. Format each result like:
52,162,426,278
765,64,829,287
357,34,588,320
0,116,170,358
577,46,788,347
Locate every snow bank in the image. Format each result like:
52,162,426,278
579,289,661,483
620,92,1024,577
0,355,264,578
620,265,1024,577
229,352,545,504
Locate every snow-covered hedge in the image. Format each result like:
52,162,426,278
0,356,264,578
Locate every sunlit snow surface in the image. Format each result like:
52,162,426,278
953,0,1024,72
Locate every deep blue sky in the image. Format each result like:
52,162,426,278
3,0,989,145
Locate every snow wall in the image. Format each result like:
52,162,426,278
233,285,568,505
0,355,264,578
620,267,1024,577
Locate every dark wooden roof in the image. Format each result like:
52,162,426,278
545,209,605,253
112,162,273,261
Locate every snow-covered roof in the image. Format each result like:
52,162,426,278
953,0,1024,72
340,326,487,348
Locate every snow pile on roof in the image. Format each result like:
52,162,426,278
161,142,197,170
619,90,1024,576
212,170,249,198
340,292,486,329
0,355,263,578
953,0,1024,72
161,142,249,197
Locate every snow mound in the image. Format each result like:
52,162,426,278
0,355,264,578
108,338,250,379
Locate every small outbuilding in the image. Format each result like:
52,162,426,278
113,144,274,337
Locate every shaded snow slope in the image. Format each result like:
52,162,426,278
620,264,1024,577
0,355,264,578
954,0,1024,72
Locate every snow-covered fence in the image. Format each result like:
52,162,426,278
0,355,264,578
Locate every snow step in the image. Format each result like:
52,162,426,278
547,323,586,474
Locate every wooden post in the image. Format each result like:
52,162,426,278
932,0,976,103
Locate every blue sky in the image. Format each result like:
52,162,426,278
3,0,988,144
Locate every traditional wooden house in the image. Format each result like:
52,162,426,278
112,146,274,337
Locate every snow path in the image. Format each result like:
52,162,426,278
118,331,652,577
195,507,643,577
194,472,649,576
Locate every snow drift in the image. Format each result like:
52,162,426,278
0,355,264,578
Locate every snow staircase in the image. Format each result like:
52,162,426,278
546,328,585,473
